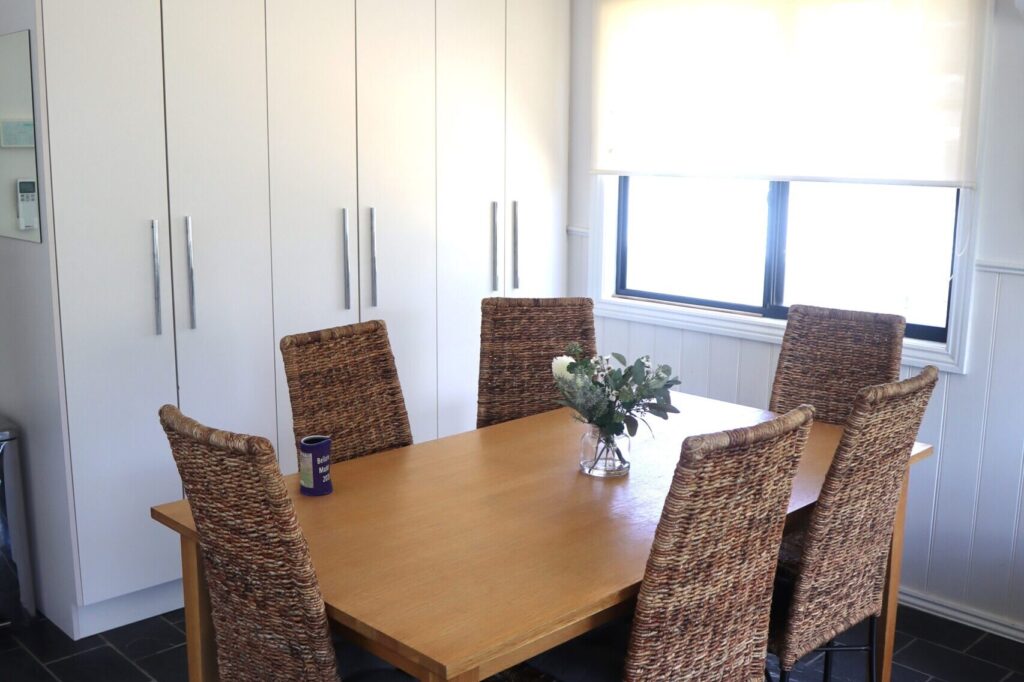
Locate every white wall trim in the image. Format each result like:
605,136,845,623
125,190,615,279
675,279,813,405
594,297,964,373
566,225,588,238
900,587,1024,644
976,259,1024,275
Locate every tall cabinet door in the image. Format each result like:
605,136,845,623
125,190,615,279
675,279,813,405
506,0,570,298
43,0,181,604
267,0,359,473
356,0,437,442
436,0,506,437
163,0,277,442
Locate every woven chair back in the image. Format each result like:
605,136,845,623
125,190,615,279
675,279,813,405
626,405,815,681
281,320,412,465
774,366,938,668
770,305,905,424
477,297,597,428
158,405,338,681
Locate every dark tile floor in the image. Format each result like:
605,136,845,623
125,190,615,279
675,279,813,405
0,605,1020,681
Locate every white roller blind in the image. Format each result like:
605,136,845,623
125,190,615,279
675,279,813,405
593,0,987,185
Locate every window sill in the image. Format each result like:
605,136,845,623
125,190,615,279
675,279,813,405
593,295,964,374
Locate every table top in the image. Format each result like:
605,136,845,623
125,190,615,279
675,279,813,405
152,392,932,680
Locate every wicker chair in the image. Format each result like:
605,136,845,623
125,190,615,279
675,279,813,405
280,320,412,466
159,405,338,680
624,406,814,681
768,366,939,682
527,408,814,682
770,305,905,424
477,297,597,428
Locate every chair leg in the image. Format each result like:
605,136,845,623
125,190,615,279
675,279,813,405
868,616,878,682
823,641,834,682
779,670,790,682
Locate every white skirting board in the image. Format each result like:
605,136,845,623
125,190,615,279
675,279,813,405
69,579,183,640
900,587,1024,644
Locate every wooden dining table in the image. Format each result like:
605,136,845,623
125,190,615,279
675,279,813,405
152,391,932,682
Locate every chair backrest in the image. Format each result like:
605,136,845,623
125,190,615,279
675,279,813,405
477,297,597,428
770,305,905,424
280,320,412,465
775,366,938,669
158,405,338,682
625,406,815,681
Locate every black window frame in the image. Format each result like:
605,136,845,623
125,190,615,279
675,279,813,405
614,175,956,343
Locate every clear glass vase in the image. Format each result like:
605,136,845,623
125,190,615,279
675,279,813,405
579,426,630,477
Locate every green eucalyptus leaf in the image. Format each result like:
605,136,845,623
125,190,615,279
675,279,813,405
611,352,627,366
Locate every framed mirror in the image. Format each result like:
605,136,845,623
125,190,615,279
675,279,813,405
0,30,40,243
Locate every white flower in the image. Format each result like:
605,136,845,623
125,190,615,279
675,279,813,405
551,355,575,381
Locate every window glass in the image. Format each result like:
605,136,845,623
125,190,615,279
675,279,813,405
622,177,770,307
783,183,957,328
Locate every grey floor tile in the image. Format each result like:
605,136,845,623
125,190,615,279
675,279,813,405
0,646,57,681
891,663,931,682
896,606,985,652
136,644,187,682
103,615,184,660
160,609,184,626
894,639,1010,682
46,645,149,682
14,619,103,664
965,634,1024,674
1,623,21,651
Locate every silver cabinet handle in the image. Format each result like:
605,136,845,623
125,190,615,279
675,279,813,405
512,200,520,289
491,201,499,292
185,216,197,329
342,208,351,310
150,220,162,335
369,207,378,307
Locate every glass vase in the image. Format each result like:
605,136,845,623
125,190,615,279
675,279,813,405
579,426,630,477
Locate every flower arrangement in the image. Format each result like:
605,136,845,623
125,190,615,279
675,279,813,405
552,342,680,475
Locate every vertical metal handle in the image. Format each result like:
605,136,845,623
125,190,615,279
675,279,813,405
512,200,520,289
342,208,351,310
185,216,197,329
490,201,499,292
369,207,378,307
150,220,162,335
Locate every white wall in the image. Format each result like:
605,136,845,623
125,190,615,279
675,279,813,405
0,29,39,241
0,0,82,633
568,0,1024,639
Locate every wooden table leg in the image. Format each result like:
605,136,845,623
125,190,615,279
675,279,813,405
877,472,909,682
181,537,219,682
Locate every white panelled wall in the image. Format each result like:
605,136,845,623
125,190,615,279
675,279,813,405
567,0,1024,640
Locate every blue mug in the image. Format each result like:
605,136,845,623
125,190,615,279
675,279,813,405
299,435,333,496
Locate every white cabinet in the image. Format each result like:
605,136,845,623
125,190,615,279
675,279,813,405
506,0,570,298
44,0,181,606
356,0,438,442
266,0,359,472
437,0,507,437
19,0,568,636
162,0,277,443
436,0,569,437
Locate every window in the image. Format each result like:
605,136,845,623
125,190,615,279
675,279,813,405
615,176,958,342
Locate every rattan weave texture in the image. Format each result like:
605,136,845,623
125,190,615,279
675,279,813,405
770,305,905,424
625,406,815,681
769,366,938,670
281,320,412,465
477,297,597,428
159,405,339,681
